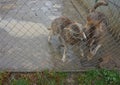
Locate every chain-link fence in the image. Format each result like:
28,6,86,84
71,0,120,71
0,0,119,72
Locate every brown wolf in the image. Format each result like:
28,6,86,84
85,0,108,60
48,16,86,62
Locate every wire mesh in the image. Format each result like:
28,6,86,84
0,0,119,72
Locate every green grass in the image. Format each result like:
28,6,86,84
8,70,68,85
0,72,3,85
10,78,30,85
0,69,120,85
78,69,120,85
37,70,67,85
0,72,10,85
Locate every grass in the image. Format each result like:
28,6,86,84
10,78,30,85
0,69,120,85
36,70,67,85
0,72,11,85
78,69,120,85
0,70,68,85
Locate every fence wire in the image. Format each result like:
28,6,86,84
0,0,120,72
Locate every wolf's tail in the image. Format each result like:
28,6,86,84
91,0,108,12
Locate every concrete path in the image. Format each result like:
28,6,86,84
0,0,61,71
0,0,86,71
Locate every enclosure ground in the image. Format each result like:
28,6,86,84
0,0,120,71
